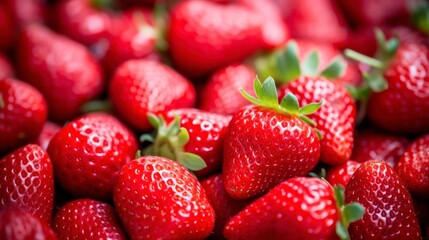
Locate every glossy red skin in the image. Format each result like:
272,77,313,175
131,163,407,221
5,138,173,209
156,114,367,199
0,207,56,240
165,109,230,177
47,113,138,201
367,44,429,134
395,134,429,198
0,3,15,50
53,199,127,239
199,63,255,115
4,0,45,27
224,177,339,240
345,160,421,240
114,156,215,240
200,174,251,239
17,24,103,123
0,78,47,155
0,144,54,223
168,0,266,78
54,0,111,45
33,121,61,151
279,76,357,165
223,105,320,200
351,129,409,168
109,59,196,131
102,7,159,76
0,53,13,79
326,160,361,187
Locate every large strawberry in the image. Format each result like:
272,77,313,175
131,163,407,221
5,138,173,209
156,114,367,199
16,24,103,122
142,108,230,177
395,134,429,199
167,0,281,78
0,207,56,240
223,76,321,200
224,177,364,240
53,199,127,239
199,63,255,115
109,59,196,131
345,30,429,134
48,113,138,201
345,160,421,239
0,144,54,223
0,78,47,155
0,53,13,79
114,156,215,239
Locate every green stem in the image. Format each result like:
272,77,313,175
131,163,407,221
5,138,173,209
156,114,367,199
344,49,384,69
91,0,114,10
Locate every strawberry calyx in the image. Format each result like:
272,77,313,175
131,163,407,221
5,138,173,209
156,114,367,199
80,100,113,114
241,76,323,137
0,93,4,108
411,1,429,35
91,0,114,10
140,113,207,171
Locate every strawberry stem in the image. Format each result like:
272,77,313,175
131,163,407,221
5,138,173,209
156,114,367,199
344,49,384,69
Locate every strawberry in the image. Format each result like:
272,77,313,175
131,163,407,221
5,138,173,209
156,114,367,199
4,0,46,27
0,3,15,50
0,207,56,240
167,0,270,78
199,63,255,115
47,113,138,201
0,53,13,80
16,24,104,123
345,31,429,134
223,77,321,200
109,59,196,131
351,129,409,167
114,156,215,239
142,109,230,178
345,160,421,239
53,199,127,239
33,121,61,151
395,134,429,198
53,0,112,46
0,78,47,155
326,160,361,187
200,174,251,239
224,177,364,240
0,144,54,223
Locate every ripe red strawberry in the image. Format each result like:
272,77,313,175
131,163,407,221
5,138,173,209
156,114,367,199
0,53,13,79
114,156,215,239
199,63,255,115
33,121,61,151
223,77,321,200
0,3,15,50
345,160,421,239
53,0,112,46
167,0,271,78
0,144,54,223
109,59,196,131
142,109,230,177
48,113,138,201
200,174,251,239
17,24,104,122
53,199,127,239
351,129,409,167
326,160,361,187
224,177,364,240
0,78,47,155
346,32,429,134
4,0,45,27
395,134,429,198
0,207,56,240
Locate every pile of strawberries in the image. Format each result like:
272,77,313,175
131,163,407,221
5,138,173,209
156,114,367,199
1,0,428,239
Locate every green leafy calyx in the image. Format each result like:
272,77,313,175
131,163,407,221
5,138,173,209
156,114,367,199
140,113,207,171
411,1,429,34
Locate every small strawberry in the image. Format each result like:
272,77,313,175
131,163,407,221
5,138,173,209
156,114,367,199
53,199,127,239
142,109,230,177
47,113,138,201
351,129,409,167
0,78,47,155
109,59,196,131
223,76,321,200
198,63,255,115
395,134,429,198
0,144,54,223
345,30,429,134
200,174,251,239
0,53,13,79
33,121,61,151
326,160,361,188
16,24,104,123
224,177,364,240
0,207,56,240
114,156,215,239
345,160,421,239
